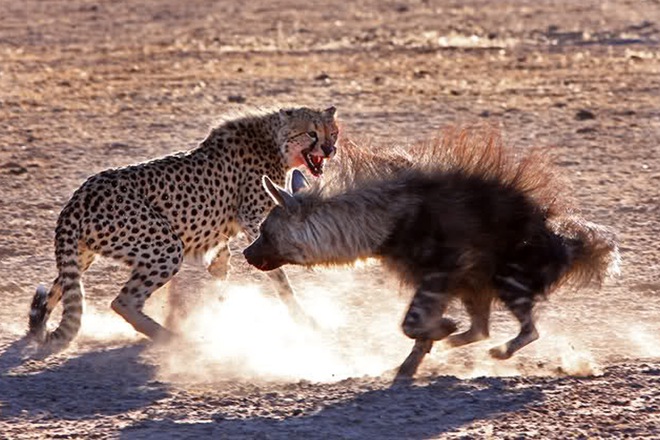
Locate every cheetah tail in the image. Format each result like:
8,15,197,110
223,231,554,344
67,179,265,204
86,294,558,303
28,284,53,340
28,264,84,351
554,217,621,289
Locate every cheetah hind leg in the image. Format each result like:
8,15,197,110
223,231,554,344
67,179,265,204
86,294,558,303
111,251,183,344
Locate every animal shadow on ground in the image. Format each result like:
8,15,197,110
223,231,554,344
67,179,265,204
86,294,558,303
0,339,168,420
121,376,542,439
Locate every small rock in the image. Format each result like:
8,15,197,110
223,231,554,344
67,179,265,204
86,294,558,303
227,95,246,103
1,161,28,175
576,127,597,134
575,109,596,120
108,142,129,149
314,72,330,81
413,69,431,79
479,110,490,118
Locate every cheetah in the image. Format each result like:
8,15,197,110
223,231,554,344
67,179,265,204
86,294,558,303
29,106,339,351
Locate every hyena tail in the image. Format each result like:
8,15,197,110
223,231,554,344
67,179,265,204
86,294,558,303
29,230,85,351
554,217,620,289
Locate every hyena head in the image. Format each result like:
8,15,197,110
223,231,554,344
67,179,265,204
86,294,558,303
243,170,314,271
278,106,339,177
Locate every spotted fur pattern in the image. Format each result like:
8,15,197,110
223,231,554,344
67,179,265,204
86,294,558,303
29,106,339,351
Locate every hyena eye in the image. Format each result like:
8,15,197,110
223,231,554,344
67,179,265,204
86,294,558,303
307,131,318,141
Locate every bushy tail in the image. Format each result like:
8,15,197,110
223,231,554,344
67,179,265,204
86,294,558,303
553,217,620,289
29,234,84,351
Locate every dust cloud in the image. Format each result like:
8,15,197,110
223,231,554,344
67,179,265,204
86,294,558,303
56,265,658,384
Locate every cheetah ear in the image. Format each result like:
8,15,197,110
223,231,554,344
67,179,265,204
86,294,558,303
324,106,337,117
263,175,300,211
279,108,294,123
290,169,310,194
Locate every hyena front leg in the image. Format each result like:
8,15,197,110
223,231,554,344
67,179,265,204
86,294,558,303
445,294,491,348
396,273,458,380
489,291,539,359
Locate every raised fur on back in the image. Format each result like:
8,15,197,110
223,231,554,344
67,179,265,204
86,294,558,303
29,106,339,352
244,127,619,379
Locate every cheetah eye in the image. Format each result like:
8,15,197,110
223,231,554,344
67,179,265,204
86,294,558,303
306,131,318,140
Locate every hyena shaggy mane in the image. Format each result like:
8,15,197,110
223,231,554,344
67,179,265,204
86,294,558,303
243,128,620,380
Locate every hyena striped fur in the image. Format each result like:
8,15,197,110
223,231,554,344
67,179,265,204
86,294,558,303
243,128,620,379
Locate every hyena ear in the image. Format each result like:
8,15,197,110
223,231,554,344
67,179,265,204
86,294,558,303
324,106,337,117
290,169,310,194
262,175,300,211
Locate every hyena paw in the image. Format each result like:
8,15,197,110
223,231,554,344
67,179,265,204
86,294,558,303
427,318,458,341
488,345,512,360
394,340,434,381
403,317,457,341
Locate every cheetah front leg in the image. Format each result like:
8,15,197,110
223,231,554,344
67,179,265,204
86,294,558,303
242,223,318,329
265,268,318,328
206,243,231,280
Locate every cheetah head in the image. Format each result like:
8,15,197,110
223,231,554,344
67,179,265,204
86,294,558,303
279,106,338,177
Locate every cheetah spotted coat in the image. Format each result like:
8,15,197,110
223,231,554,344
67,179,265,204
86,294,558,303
29,106,338,350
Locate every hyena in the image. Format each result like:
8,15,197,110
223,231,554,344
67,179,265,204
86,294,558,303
243,129,619,379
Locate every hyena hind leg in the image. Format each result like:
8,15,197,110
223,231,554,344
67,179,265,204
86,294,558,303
445,294,491,348
489,294,539,360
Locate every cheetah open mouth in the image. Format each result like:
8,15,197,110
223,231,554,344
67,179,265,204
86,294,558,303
303,150,327,177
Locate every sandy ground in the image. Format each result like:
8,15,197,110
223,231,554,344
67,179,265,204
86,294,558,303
1,0,659,438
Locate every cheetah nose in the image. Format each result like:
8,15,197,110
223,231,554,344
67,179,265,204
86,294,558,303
322,143,336,158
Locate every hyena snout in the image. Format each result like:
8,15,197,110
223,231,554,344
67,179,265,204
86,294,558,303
243,237,285,271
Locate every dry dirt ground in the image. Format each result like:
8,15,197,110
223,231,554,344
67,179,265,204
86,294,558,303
1,0,659,438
